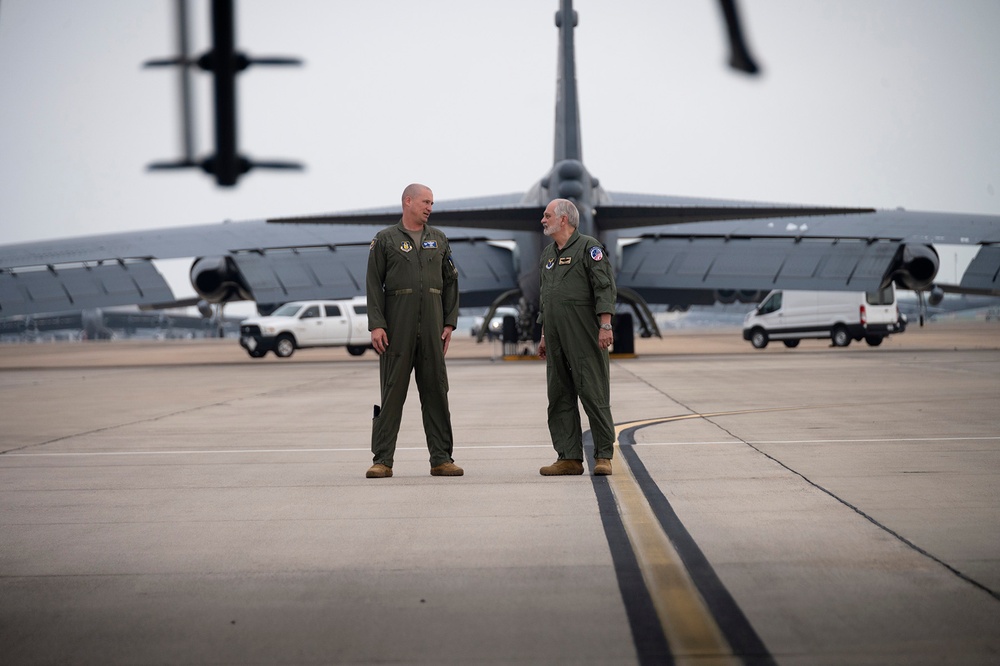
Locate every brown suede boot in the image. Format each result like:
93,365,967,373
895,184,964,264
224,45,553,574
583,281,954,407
594,458,613,476
539,459,584,476
366,463,392,478
430,462,464,476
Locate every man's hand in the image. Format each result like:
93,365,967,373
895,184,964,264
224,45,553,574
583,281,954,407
441,325,454,356
371,328,388,355
598,328,614,351
537,337,546,359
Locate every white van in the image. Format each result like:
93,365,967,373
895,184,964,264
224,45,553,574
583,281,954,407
742,287,905,349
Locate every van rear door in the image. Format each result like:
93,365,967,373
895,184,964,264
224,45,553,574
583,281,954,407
863,287,897,326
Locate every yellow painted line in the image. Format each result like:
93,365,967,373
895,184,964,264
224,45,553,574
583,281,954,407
607,420,737,662
604,406,812,659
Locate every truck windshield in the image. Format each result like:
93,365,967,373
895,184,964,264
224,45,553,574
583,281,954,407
758,292,782,314
272,303,302,317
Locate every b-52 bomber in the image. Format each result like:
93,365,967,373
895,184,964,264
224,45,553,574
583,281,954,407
1,0,998,342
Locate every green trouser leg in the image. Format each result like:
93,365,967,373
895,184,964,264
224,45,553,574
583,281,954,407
546,343,584,460
413,334,455,467
546,343,615,461
371,334,454,467
577,354,616,460
371,344,410,468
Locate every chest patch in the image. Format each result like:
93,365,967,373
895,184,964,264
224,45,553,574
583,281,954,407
422,240,438,249
400,240,413,253
590,246,604,262
558,256,572,265
545,258,555,270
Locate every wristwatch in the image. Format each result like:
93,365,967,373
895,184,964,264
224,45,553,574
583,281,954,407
599,323,613,331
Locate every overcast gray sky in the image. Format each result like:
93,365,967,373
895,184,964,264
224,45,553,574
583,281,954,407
1,0,998,247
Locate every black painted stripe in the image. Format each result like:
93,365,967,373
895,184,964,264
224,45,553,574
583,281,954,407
586,434,673,664
616,426,777,666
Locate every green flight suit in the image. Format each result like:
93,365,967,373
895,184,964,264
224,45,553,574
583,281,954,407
366,221,460,468
538,230,617,461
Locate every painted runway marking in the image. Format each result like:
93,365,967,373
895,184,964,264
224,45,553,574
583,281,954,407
0,443,555,457
597,410,1000,660
599,414,777,665
4,435,997,458
608,424,734,662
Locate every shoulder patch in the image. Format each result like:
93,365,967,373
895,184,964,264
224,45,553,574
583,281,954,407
589,246,604,262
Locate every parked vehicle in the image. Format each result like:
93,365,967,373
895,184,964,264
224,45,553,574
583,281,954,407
470,306,519,341
742,287,905,349
239,297,371,358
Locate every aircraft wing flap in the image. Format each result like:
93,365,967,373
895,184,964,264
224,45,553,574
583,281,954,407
231,246,370,305
960,245,1000,293
448,241,518,308
0,260,174,317
229,239,518,309
618,236,901,297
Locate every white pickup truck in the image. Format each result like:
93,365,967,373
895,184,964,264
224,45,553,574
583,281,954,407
239,297,371,358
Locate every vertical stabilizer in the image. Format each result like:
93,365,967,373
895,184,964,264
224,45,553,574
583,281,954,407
553,0,581,163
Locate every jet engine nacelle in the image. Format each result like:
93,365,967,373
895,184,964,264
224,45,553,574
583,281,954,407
189,256,252,303
885,244,939,292
928,285,945,307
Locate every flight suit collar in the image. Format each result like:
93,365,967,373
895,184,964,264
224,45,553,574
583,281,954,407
556,229,581,255
395,219,426,238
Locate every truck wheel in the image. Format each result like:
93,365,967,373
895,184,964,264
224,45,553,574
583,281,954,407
831,326,851,347
782,339,800,348
346,345,367,356
247,349,266,358
750,329,768,349
274,335,295,358
865,336,884,347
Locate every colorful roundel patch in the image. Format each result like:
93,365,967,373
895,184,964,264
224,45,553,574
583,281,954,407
590,246,603,261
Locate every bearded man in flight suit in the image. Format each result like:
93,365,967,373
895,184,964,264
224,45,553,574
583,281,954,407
365,183,463,478
536,198,617,476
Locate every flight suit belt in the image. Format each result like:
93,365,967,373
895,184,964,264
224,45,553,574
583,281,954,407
387,288,441,296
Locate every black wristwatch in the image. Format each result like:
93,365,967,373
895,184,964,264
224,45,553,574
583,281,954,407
599,323,613,331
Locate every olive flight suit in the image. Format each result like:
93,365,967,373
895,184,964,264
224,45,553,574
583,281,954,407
366,221,460,468
538,229,618,461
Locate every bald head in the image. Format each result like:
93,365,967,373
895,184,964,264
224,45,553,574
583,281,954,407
402,183,431,207
400,183,434,230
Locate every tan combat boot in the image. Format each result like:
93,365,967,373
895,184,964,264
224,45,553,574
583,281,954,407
539,459,585,476
366,463,393,478
430,461,464,476
594,458,613,476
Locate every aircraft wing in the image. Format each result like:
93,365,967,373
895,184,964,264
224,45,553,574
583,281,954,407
0,195,528,317
598,191,1000,301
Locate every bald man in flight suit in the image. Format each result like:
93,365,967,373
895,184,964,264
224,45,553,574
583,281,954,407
536,198,617,476
365,183,463,478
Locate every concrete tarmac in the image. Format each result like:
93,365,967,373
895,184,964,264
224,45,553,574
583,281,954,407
1,322,998,665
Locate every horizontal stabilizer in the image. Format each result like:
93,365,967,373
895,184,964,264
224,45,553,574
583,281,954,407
597,204,875,232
